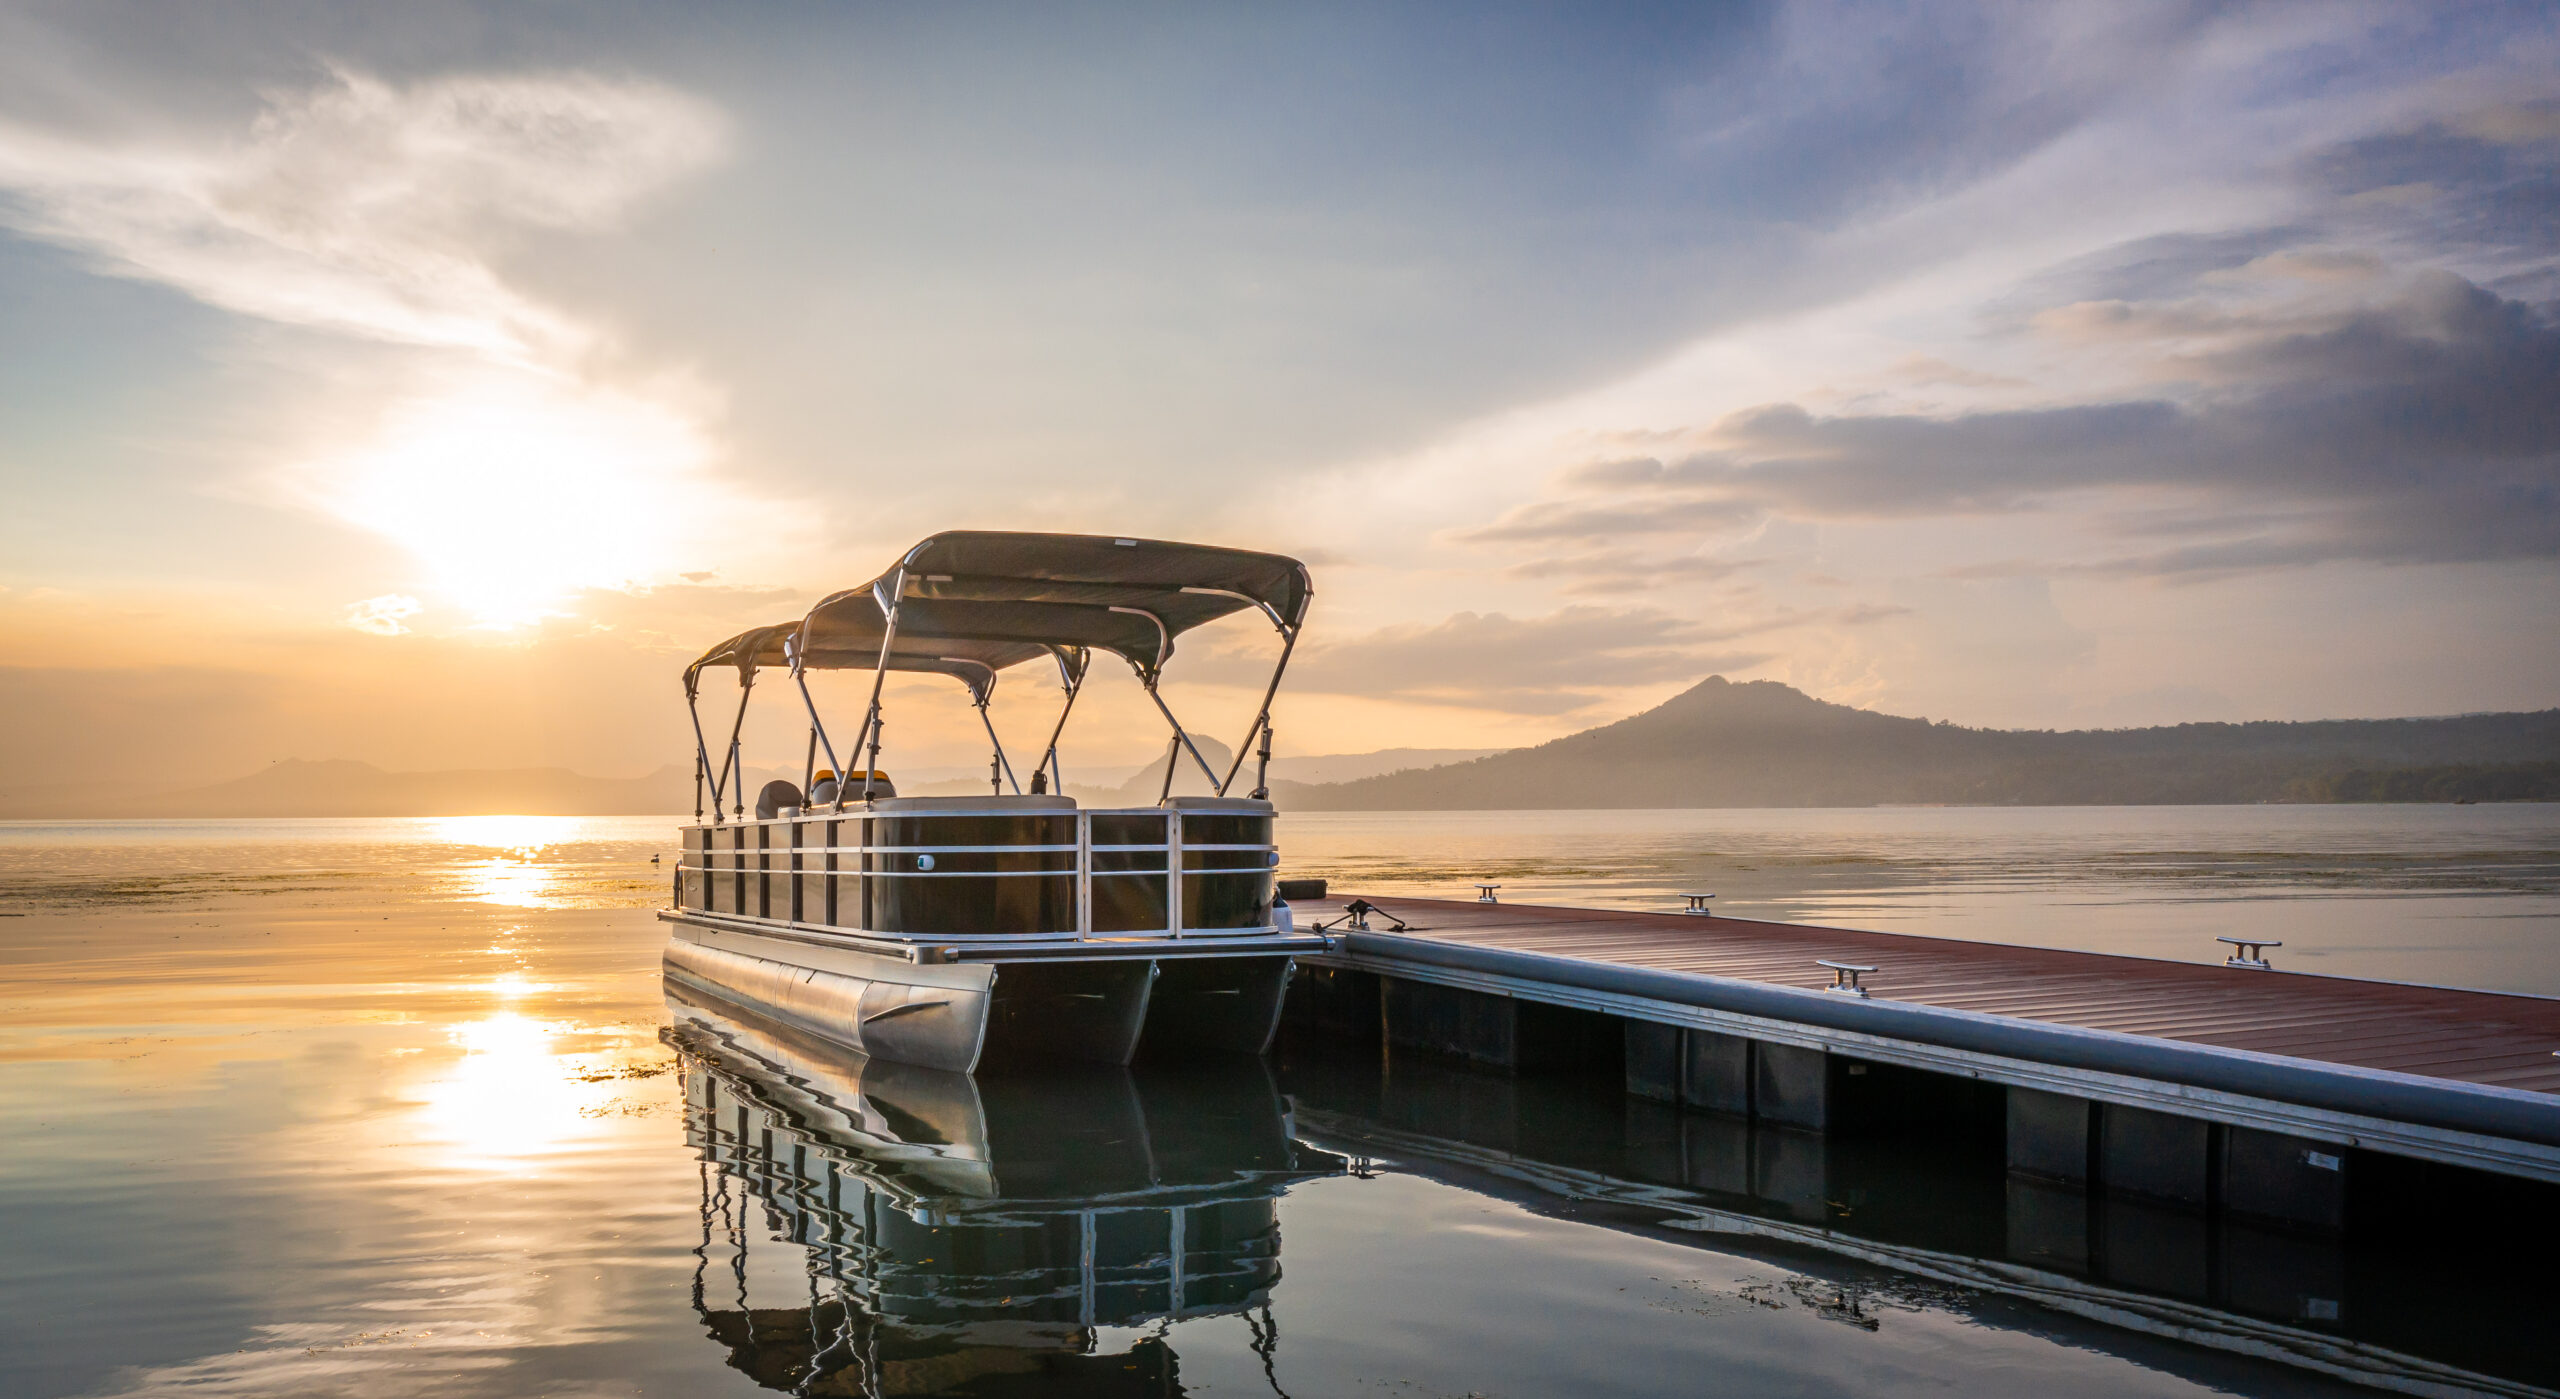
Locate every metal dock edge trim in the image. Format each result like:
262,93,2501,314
1316,932,2560,1183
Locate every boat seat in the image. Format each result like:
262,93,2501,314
810,770,896,804
754,779,803,819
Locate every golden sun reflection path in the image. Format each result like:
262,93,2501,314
0,816,695,1398
415,815,666,911
410,1009,614,1171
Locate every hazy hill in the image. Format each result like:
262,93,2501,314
0,759,701,820
1280,677,2560,810
7,684,2550,818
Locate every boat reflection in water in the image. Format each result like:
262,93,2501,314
667,980,1343,1396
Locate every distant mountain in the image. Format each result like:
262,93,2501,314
0,758,702,819
1085,735,1239,804
898,741,1502,801
1270,747,1508,785
1278,677,2560,810
9,684,2549,818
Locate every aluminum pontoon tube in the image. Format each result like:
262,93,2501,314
664,935,994,1074
1339,930,2560,1150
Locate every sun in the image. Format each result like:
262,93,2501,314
305,366,723,629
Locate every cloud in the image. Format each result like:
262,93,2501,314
1458,493,1763,544
1884,353,2029,389
1503,547,1761,596
345,593,421,635
1262,605,1791,715
2305,102,2560,272
0,67,725,360
1475,272,2560,574
0,67,774,627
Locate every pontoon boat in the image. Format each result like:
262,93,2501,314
661,531,1329,1073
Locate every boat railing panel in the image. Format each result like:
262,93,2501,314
674,801,1281,944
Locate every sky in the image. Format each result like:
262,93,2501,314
0,0,2554,789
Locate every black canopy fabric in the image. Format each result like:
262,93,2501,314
684,606,1082,706
815,531,1310,680
681,624,796,695
687,532,1308,696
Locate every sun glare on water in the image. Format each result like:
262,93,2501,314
428,816,593,907
430,814,588,849
414,1011,594,1169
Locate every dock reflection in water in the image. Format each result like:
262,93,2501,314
1275,1046,2560,1399
666,984,1342,1395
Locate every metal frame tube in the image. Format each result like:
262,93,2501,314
1139,670,1222,793
977,701,1021,795
786,634,845,800
791,672,843,790
852,571,908,805
686,689,714,823
714,676,754,821
1108,605,1172,677
1033,656,1086,792
1217,623,1299,797
834,708,876,812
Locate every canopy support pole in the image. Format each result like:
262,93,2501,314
685,688,714,823
787,638,844,804
802,726,818,799
1033,658,1086,794
1139,667,1223,796
714,675,753,822
851,573,908,807
1217,623,1300,798
977,701,1021,795
834,707,874,813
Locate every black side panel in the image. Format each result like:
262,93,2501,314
1142,956,1294,1057
980,960,1156,1068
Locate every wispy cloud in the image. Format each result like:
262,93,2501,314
345,593,421,635
1470,269,2560,577
0,67,772,627
0,67,723,359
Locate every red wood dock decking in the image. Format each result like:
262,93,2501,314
1297,895,2560,1096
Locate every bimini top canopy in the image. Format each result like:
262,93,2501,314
681,531,1312,815
681,623,797,694
801,530,1310,683
684,604,1087,708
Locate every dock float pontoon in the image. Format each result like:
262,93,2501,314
661,531,1330,1073
1287,895,2560,1195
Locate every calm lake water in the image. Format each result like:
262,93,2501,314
3,806,2555,1398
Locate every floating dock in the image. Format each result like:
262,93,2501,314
1287,894,2560,1219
